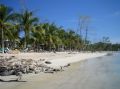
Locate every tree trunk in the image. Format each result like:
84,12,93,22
24,39,27,48
1,28,4,53
24,31,27,49
84,28,88,51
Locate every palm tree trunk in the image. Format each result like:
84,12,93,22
24,38,27,48
24,31,27,48
1,28,4,53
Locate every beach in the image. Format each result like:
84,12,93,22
1,52,120,89
1,1,120,89
0,52,107,67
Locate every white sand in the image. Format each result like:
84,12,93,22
0,52,107,68
47,52,107,68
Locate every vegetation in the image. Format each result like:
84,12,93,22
88,37,120,51
0,4,120,53
0,4,16,53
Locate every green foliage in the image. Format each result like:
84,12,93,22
0,4,19,52
1,4,120,52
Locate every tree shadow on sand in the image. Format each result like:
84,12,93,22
0,79,27,82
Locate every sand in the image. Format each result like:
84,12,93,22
48,52,106,68
0,52,110,89
0,52,107,68
1,54,119,89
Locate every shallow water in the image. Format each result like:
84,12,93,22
77,53,120,89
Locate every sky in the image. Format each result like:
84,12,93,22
0,0,120,43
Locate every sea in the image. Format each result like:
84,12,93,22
78,52,120,89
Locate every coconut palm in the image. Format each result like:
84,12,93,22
13,10,38,48
4,24,20,48
31,24,46,51
0,4,15,53
0,4,87,52
45,23,62,51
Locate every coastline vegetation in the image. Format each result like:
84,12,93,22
0,4,120,53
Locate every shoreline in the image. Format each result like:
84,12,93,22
47,52,107,68
0,54,111,89
0,53,111,89
0,52,107,67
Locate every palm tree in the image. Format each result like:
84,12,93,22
14,10,38,49
4,24,20,49
0,4,15,53
44,23,53,51
31,24,46,51
46,23,62,51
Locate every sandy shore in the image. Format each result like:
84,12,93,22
0,52,112,89
48,52,106,67
1,53,119,89
0,52,107,68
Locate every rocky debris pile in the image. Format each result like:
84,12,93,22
0,56,70,81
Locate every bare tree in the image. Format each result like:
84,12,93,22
78,16,90,50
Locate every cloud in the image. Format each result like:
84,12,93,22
111,11,120,17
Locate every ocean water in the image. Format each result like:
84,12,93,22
78,53,120,89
